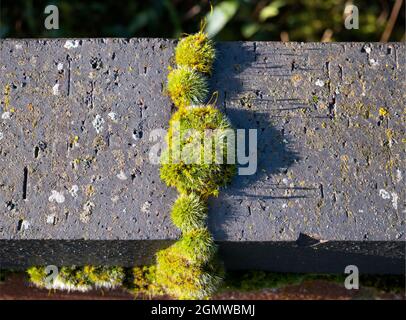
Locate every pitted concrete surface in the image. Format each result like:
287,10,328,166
0,39,404,270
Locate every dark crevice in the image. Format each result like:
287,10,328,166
22,167,28,200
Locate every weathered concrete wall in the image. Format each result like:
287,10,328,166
0,39,404,273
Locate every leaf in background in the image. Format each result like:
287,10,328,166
205,0,240,38
242,23,260,38
259,0,285,22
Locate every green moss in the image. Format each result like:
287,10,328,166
27,266,124,291
155,248,222,299
83,265,125,289
171,228,216,264
27,266,47,287
175,31,215,74
166,66,208,108
155,29,232,300
132,265,164,296
160,105,236,197
171,193,207,232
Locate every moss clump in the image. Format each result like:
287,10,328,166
160,105,236,197
132,265,164,297
83,266,125,289
155,248,222,299
27,266,48,288
171,228,216,264
167,66,208,108
175,31,215,74
171,193,207,232
154,29,235,300
27,266,125,292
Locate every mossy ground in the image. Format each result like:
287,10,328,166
26,266,125,291
3,268,401,297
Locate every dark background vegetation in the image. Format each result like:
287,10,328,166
0,0,404,41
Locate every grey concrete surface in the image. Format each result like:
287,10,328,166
0,39,404,272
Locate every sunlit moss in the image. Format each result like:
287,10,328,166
160,105,236,197
175,31,215,74
171,228,216,264
27,266,47,288
155,248,222,299
167,66,208,108
132,265,164,297
83,265,125,289
27,266,124,291
171,193,207,232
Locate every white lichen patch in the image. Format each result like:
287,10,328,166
46,214,56,225
369,58,379,67
141,201,152,213
391,192,398,210
21,220,30,231
80,201,94,223
0,132,3,140
92,115,105,133
49,190,65,204
64,40,80,49
116,170,127,180
69,185,79,198
379,189,391,199
315,79,325,87
396,169,402,183
363,45,372,54
57,62,64,71
1,112,11,120
52,83,60,95
15,44,23,50
108,112,118,122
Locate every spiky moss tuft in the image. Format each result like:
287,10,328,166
160,105,237,197
167,66,208,108
171,193,207,232
171,228,216,264
27,266,125,291
155,248,222,299
175,31,215,74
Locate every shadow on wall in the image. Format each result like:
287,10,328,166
207,42,302,239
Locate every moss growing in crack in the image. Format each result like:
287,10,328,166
167,66,208,108
154,29,234,300
155,248,223,299
171,228,216,264
171,193,207,232
160,105,236,197
175,31,215,74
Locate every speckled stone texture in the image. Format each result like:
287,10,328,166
0,39,404,273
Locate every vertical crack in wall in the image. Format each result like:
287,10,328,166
22,166,28,200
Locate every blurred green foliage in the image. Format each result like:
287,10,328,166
0,0,404,41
